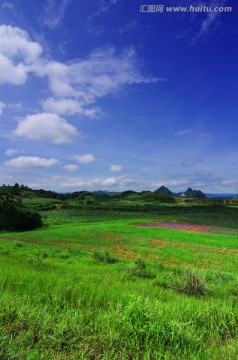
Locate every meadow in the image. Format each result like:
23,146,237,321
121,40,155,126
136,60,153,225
0,189,238,359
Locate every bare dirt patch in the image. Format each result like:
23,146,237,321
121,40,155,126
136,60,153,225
151,239,238,255
100,233,122,240
135,221,213,233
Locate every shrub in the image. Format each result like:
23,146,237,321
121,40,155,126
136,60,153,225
92,250,117,264
182,273,207,296
168,272,208,296
128,258,155,279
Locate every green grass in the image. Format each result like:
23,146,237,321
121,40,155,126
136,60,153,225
0,205,238,359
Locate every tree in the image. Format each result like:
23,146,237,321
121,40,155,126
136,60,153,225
0,197,42,231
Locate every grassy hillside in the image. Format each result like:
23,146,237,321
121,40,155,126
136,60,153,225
0,186,238,359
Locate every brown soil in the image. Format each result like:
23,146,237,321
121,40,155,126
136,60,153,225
151,239,238,255
135,221,213,233
100,233,122,240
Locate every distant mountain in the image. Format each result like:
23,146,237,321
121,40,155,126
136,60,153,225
184,187,206,198
93,190,120,196
205,193,238,198
155,186,174,196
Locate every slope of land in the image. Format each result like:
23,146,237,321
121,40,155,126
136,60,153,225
0,185,238,359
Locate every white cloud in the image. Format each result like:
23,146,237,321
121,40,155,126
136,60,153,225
152,179,190,189
73,154,96,164
0,54,27,85
5,148,18,156
0,25,42,62
0,25,158,124
100,177,118,186
0,101,6,115
110,164,123,172
36,47,159,105
4,156,59,168
42,97,100,117
62,164,79,172
0,25,42,85
14,113,79,144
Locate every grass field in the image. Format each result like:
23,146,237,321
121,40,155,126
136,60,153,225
1,198,238,359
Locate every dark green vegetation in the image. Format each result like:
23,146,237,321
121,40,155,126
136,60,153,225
0,197,42,231
0,184,238,359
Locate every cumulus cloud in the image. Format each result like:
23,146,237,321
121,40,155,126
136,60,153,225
4,156,59,168
0,25,42,85
62,164,79,172
14,113,79,144
0,54,28,85
42,97,100,117
0,25,42,61
73,154,96,164
110,164,123,172
0,101,6,115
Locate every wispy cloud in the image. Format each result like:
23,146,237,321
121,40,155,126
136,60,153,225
192,0,227,43
174,129,191,136
35,46,159,122
1,2,15,11
182,159,204,167
5,149,19,156
86,0,119,35
62,165,79,172
118,21,137,35
36,47,159,101
197,133,213,140
42,0,72,29
90,0,118,19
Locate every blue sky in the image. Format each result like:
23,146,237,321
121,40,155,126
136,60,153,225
0,0,237,192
